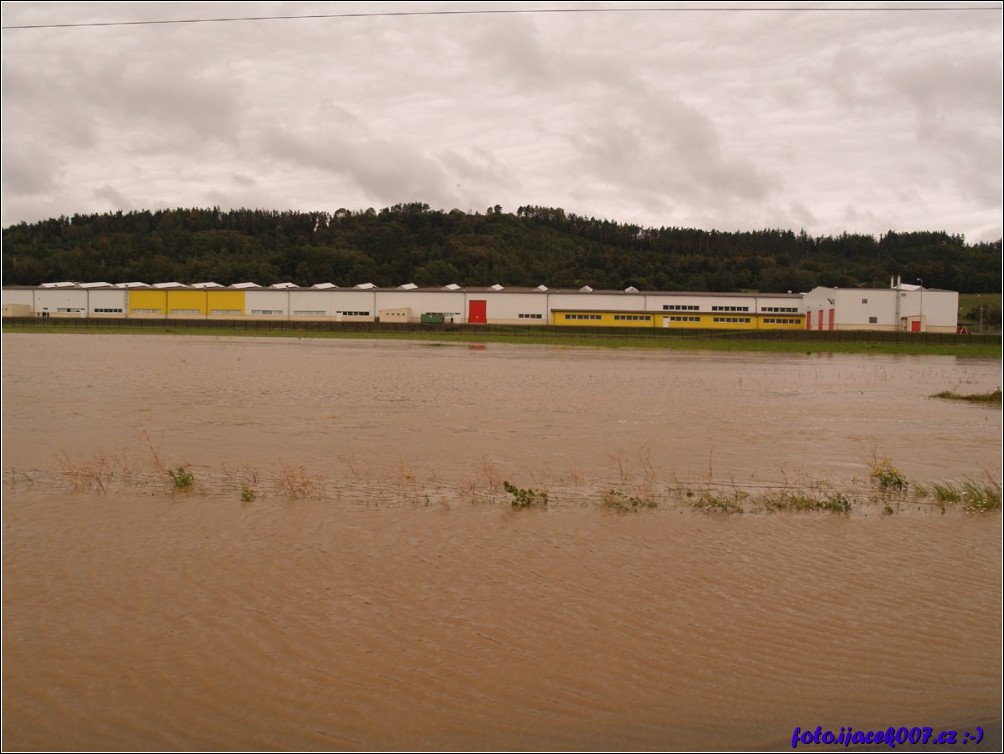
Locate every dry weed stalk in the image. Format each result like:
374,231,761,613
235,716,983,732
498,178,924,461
138,428,165,473
57,451,115,492
274,462,316,499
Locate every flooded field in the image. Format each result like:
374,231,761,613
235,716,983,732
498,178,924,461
2,334,1001,750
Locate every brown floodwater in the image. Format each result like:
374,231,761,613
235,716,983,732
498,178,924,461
2,334,1001,751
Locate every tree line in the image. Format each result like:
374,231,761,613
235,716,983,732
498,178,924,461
2,203,1000,294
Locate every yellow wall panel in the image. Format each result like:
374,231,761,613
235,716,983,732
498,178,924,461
166,290,208,314
207,290,245,314
128,289,167,313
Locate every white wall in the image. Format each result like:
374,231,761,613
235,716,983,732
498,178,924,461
87,289,128,315
34,288,88,316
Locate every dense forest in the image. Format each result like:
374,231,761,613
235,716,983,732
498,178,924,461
2,203,1000,294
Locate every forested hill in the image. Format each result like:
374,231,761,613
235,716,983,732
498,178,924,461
2,204,1000,293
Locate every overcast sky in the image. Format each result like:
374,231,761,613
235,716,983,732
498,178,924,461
2,1,1001,242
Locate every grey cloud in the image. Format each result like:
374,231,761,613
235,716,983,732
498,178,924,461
469,15,554,89
1,148,62,195
260,126,452,207
93,184,136,212
889,53,1003,115
572,90,777,210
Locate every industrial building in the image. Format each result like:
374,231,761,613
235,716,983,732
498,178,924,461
1,280,959,332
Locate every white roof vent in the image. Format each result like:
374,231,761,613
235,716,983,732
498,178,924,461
312,282,338,289
231,282,260,289
443,283,461,291
191,282,224,289
153,281,186,289
78,282,112,289
535,284,548,292
489,283,504,291
270,282,298,289
399,283,418,290
624,285,639,293
579,285,593,293
117,282,149,288
41,281,77,288
355,282,376,289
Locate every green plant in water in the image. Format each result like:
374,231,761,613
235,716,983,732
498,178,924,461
167,466,194,490
961,480,1002,513
602,489,657,512
754,489,851,514
692,490,745,514
869,459,907,492
503,481,548,509
932,481,961,504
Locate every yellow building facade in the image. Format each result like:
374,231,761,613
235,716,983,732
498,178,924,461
552,310,804,330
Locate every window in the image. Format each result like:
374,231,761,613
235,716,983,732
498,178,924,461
663,304,699,311
56,307,84,313
764,318,799,324
862,298,869,304
93,308,123,313
713,316,751,323
337,310,370,317
613,315,649,321
518,313,543,319
762,306,798,313
131,308,161,314
869,316,878,324
669,315,700,322
712,305,749,312
169,309,201,314
564,313,601,320
251,309,284,315
210,309,242,315
294,310,327,316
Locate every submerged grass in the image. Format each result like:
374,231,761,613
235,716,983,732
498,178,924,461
601,489,658,512
752,489,852,514
20,445,1003,517
931,388,1002,405
5,321,999,357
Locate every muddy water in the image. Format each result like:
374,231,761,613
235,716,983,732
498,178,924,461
2,334,1001,750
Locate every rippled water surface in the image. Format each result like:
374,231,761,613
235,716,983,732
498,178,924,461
2,334,1001,751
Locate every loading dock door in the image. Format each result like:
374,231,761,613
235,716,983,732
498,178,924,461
468,299,487,324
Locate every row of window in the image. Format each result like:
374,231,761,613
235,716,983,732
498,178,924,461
564,314,602,320
518,313,543,319
763,318,801,324
667,316,701,322
713,317,752,323
663,304,799,314
613,314,649,321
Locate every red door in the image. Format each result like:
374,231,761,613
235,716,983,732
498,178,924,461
911,320,921,333
468,299,487,324
828,309,835,331
817,310,824,330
